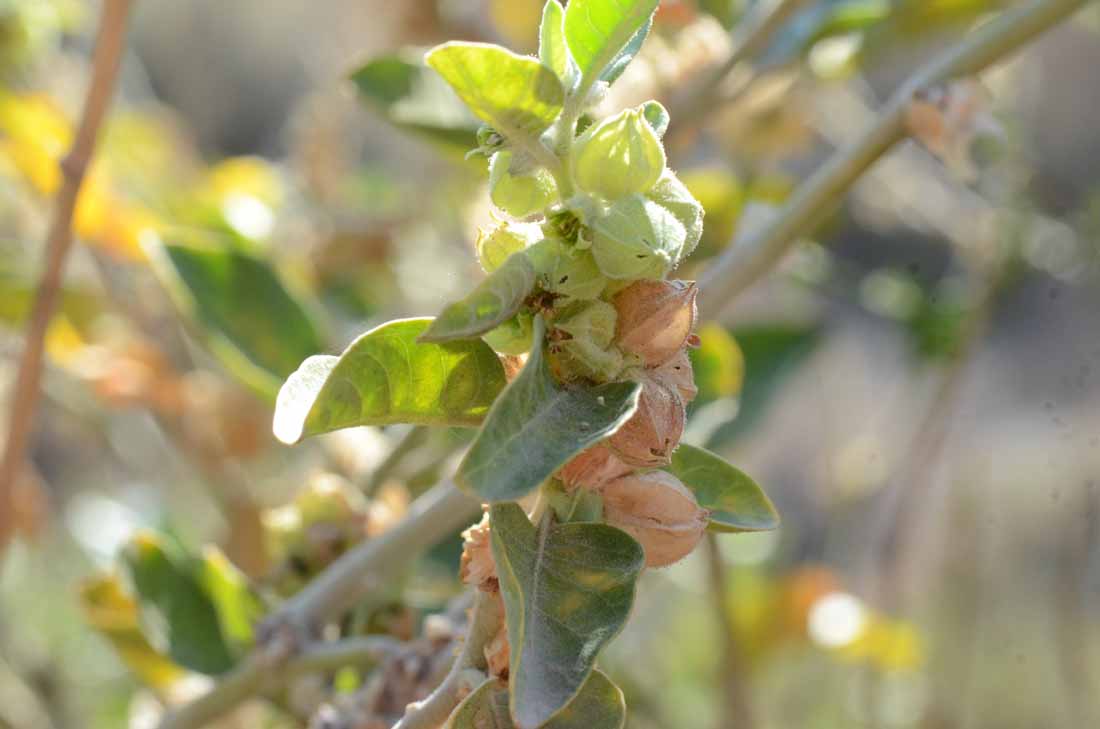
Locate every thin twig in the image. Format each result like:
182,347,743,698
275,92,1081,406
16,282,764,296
392,589,500,729
155,479,480,729
702,533,755,729
698,0,1090,319
0,0,134,546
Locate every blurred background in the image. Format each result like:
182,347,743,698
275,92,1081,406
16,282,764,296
1,1,1099,727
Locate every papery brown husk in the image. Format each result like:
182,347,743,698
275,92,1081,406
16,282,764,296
613,279,697,367
650,348,697,404
558,444,633,492
602,470,708,567
607,374,686,467
459,510,497,591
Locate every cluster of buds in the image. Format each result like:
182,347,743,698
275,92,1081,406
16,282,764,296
557,278,708,567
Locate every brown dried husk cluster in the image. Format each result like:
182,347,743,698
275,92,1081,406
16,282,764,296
558,279,708,568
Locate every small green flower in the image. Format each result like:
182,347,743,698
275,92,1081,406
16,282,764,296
483,311,534,355
571,106,666,201
646,170,704,264
526,238,607,300
489,150,558,218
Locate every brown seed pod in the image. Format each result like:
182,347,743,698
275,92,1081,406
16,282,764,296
459,511,497,591
651,348,697,404
613,279,697,367
607,374,685,467
602,470,708,567
558,444,633,492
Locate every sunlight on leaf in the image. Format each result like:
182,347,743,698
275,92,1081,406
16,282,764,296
668,444,778,532
274,318,507,444
563,0,658,94
419,251,536,343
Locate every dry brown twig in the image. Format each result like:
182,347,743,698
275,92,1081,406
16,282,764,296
0,0,135,547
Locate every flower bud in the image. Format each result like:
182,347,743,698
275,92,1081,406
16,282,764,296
554,300,617,349
607,374,685,467
459,511,497,591
558,444,633,492
489,150,558,218
476,221,539,273
602,470,708,567
550,337,624,383
483,311,533,355
613,279,697,367
572,107,666,200
590,194,686,280
651,348,697,404
526,238,606,300
646,171,704,263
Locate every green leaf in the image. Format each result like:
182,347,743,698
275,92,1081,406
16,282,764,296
600,16,652,84
274,318,507,444
446,671,625,729
350,52,481,152
79,575,187,693
490,503,642,728
122,533,236,675
196,547,265,652
425,42,565,145
667,444,778,533
419,252,536,343
149,241,324,400
456,318,640,501
564,0,658,94
539,0,576,87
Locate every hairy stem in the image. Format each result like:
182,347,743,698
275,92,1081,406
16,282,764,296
0,0,134,547
392,589,501,729
698,0,1090,319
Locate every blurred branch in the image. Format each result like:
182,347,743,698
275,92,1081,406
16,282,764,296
392,589,499,729
157,479,480,729
365,426,431,495
698,0,1091,320
669,0,812,138
0,0,134,547
702,533,755,729
287,635,401,676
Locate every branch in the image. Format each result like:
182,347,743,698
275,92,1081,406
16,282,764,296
697,0,1091,319
702,533,754,729
668,0,812,138
392,589,500,729
155,479,480,729
0,0,134,546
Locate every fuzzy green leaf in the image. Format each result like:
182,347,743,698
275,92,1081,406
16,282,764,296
149,242,324,400
564,0,658,94
425,42,564,144
273,318,507,444
456,318,640,501
350,52,481,151
446,671,625,729
667,444,779,532
490,503,643,728
419,252,536,343
539,0,576,86
123,534,236,676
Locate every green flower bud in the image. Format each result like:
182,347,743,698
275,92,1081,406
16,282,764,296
551,337,624,382
571,107,666,201
590,194,686,280
476,221,540,273
483,311,534,355
489,150,558,218
553,300,617,349
526,238,606,300
640,100,670,139
646,171,704,263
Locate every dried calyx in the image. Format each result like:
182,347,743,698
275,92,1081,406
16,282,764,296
602,470,708,568
613,279,697,367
